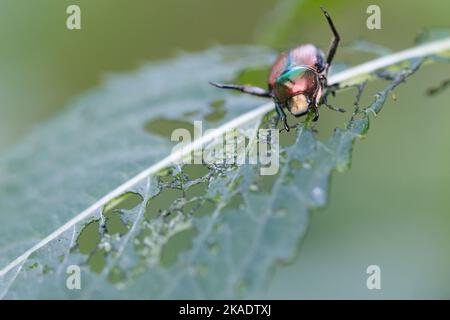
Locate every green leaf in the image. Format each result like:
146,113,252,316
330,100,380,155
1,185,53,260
0,39,449,299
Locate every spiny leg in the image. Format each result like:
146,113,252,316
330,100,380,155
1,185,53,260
325,82,340,95
209,82,272,98
324,101,346,113
319,77,343,110
318,74,346,113
322,80,371,118
275,103,291,132
321,90,346,113
326,82,360,98
312,106,320,122
320,6,340,73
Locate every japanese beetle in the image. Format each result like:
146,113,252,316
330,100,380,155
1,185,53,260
210,6,342,131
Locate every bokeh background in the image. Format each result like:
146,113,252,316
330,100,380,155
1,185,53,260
1,0,449,298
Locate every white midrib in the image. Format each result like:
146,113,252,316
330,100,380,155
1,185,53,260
0,37,449,278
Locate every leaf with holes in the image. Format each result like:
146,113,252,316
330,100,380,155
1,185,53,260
0,38,449,299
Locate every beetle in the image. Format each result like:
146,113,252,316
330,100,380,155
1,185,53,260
210,6,342,131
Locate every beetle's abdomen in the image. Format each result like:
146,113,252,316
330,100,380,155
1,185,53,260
268,44,325,89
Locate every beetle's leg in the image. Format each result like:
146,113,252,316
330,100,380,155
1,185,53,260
319,74,328,87
325,82,355,99
321,90,346,113
209,82,272,98
320,6,340,73
275,103,291,132
312,106,320,122
271,106,281,128
325,82,339,94
321,75,345,95
323,101,346,113
274,104,282,124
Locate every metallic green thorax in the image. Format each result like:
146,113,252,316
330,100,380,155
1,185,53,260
275,66,309,84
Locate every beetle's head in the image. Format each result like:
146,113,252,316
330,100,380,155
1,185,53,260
287,94,312,116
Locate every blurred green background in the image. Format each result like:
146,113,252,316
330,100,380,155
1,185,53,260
1,0,449,298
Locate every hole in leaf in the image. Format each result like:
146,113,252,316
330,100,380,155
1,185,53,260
185,181,209,200
88,248,107,273
157,168,179,185
103,191,143,214
205,99,226,122
182,164,209,180
193,200,216,217
77,220,101,255
104,210,128,236
182,199,201,215
144,118,195,140
183,199,216,218
145,188,183,220
160,228,197,267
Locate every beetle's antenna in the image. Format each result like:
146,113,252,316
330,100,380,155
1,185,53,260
320,6,340,72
